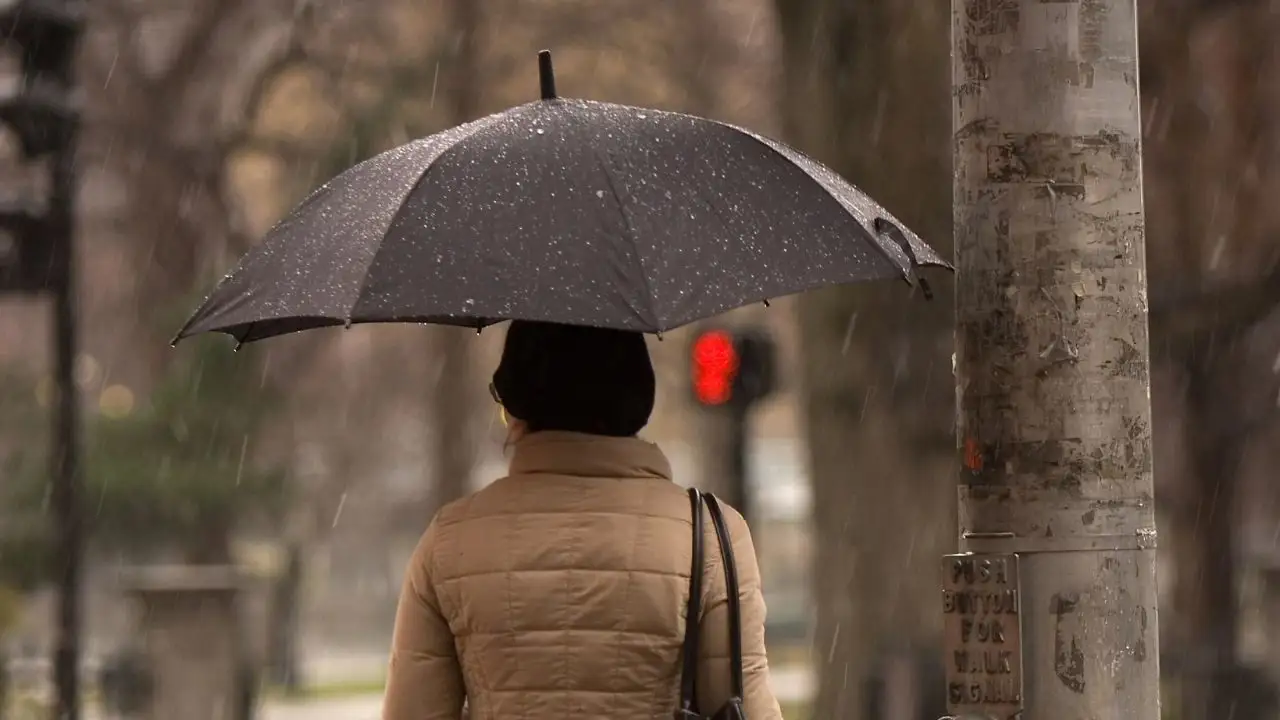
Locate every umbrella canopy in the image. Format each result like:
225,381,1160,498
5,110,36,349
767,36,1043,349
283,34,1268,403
176,51,950,345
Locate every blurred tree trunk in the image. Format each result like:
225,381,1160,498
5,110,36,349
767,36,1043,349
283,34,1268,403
0,648,7,720
773,1,952,718
265,540,304,692
81,1,307,393
77,7,320,712
686,0,756,507
427,0,485,517
1141,2,1280,716
1176,360,1242,717
429,325,481,512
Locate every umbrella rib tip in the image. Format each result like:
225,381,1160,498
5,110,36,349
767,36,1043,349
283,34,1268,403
918,277,935,301
873,216,937,301
538,49,557,100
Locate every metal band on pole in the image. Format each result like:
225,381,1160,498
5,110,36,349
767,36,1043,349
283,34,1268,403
961,530,1158,554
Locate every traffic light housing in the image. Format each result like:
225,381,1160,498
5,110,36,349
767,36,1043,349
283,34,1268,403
0,204,53,290
0,0,83,70
0,0,82,294
690,326,776,410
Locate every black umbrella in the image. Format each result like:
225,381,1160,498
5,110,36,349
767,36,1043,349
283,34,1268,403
175,51,950,345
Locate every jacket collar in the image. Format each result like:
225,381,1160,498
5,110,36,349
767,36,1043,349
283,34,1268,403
508,431,673,480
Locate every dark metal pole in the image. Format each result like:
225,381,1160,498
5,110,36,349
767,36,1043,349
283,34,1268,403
726,401,751,528
50,49,83,720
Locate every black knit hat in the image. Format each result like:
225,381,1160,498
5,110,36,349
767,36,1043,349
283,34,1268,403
492,321,655,437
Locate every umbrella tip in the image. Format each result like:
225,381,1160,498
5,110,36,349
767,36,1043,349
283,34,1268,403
538,49,557,100
875,216,935,301
918,277,934,301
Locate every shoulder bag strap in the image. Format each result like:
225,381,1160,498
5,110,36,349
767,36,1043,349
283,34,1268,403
677,487,705,718
704,494,745,702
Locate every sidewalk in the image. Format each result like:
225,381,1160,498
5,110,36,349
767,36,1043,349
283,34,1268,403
256,665,812,718
261,695,383,720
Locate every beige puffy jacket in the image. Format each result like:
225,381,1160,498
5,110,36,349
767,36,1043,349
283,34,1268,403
383,431,783,719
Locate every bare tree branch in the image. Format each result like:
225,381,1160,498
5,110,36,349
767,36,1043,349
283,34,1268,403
235,134,331,162
148,0,252,98
87,0,151,83
221,59,305,153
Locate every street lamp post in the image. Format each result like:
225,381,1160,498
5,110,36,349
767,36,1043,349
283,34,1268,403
0,2,86,718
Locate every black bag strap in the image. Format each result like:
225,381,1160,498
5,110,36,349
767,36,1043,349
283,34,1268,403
704,494,745,701
677,487,705,718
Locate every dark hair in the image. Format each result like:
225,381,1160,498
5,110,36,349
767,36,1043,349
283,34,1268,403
491,321,655,437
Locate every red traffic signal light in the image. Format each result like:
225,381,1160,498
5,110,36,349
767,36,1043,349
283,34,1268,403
690,327,776,409
692,330,739,405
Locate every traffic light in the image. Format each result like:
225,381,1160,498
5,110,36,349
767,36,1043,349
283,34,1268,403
0,0,82,295
690,326,776,410
0,205,54,290
691,329,737,405
689,326,776,527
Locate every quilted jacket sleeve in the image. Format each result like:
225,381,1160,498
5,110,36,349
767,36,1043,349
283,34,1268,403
696,506,783,720
383,520,465,720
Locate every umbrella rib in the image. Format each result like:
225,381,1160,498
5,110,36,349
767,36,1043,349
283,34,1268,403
592,148,662,329
344,108,534,325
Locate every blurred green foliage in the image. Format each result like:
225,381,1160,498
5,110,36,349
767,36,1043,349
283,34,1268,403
0,585,21,636
0,330,286,583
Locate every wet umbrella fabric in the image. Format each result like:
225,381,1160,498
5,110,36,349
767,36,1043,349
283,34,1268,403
176,55,950,345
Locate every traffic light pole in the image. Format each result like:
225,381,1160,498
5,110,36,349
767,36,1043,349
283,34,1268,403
0,1,84,710
5,3,90,717
725,400,751,528
947,1,1160,718
50,98,83,720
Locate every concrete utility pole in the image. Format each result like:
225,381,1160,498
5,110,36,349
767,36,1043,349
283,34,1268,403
947,0,1161,718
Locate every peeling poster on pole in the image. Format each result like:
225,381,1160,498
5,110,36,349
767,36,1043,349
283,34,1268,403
942,553,1024,719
